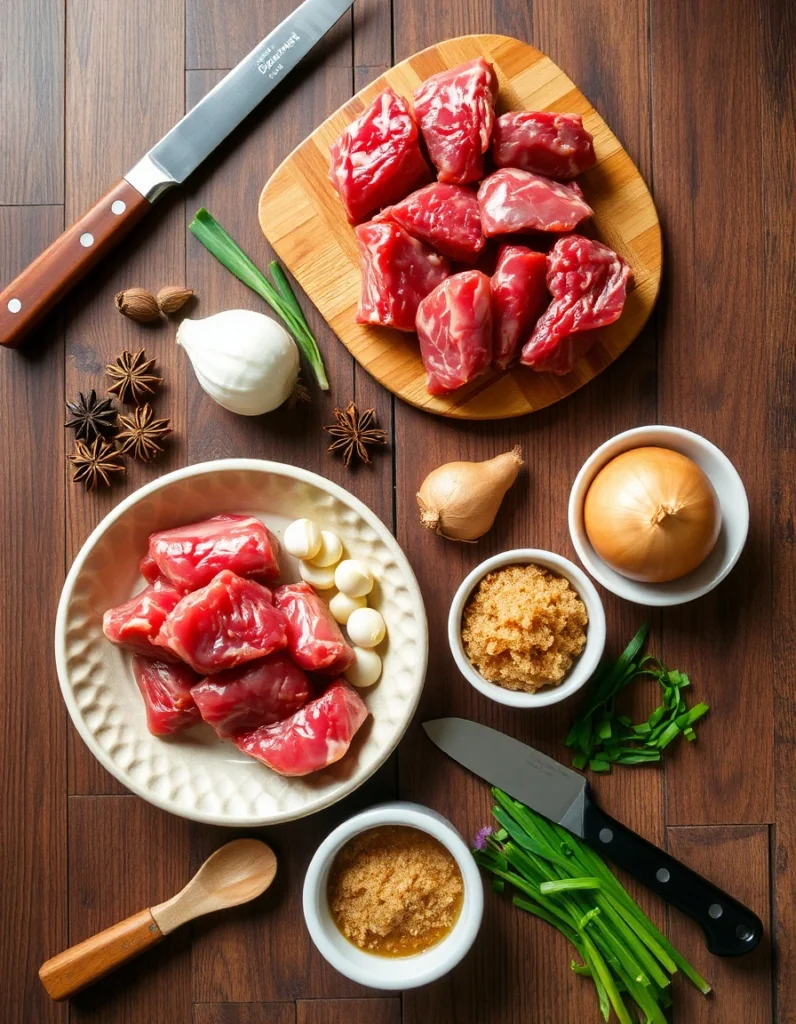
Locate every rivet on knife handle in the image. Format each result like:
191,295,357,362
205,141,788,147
0,180,151,348
582,797,764,956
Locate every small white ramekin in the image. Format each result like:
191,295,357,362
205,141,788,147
302,802,483,990
447,549,606,709
568,425,749,607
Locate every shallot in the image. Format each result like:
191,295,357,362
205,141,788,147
417,447,523,542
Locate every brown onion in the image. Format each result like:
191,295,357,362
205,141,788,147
583,446,721,583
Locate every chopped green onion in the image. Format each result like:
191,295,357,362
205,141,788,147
564,626,709,773
189,208,329,390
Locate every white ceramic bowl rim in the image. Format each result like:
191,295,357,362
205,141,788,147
447,548,607,708
54,458,429,826
568,425,750,607
302,802,484,990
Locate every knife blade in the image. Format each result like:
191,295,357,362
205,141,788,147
423,717,764,957
0,0,354,349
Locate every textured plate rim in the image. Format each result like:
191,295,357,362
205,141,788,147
54,458,429,826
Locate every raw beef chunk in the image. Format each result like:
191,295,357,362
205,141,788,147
132,655,202,736
492,112,596,179
234,679,369,776
329,87,430,223
146,514,280,591
521,235,632,374
191,653,311,738
155,570,288,674
413,58,498,184
382,182,485,263
103,583,183,657
491,245,549,369
274,581,355,675
355,220,449,331
415,270,493,395
478,168,593,235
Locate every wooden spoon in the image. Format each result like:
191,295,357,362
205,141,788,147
39,838,277,1001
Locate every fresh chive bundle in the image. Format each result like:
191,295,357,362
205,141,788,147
474,789,711,1022
189,208,329,390
565,624,709,772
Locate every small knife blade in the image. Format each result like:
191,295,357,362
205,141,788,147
126,0,354,200
424,717,764,957
422,717,588,835
0,0,353,348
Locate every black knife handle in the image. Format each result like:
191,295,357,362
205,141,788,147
582,798,763,956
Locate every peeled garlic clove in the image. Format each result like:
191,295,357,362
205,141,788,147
334,559,373,598
417,446,523,542
346,607,386,648
345,646,383,688
284,518,322,560
309,530,343,567
177,309,299,416
329,591,366,625
299,560,336,589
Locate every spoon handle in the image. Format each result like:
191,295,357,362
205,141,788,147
38,908,163,1001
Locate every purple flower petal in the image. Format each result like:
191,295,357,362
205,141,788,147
473,825,494,851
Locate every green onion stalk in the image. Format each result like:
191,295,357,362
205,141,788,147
189,208,329,390
473,789,711,1022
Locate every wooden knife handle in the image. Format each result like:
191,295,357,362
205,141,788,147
0,179,150,348
38,907,163,1001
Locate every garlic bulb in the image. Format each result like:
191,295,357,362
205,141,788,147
177,310,299,416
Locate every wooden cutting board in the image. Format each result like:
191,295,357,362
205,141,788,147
258,34,662,419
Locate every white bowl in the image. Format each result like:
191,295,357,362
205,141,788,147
447,549,606,708
55,460,428,826
568,426,749,606
303,802,483,989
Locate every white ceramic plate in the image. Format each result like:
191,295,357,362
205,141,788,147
55,460,428,826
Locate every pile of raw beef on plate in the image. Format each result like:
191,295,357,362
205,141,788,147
328,58,632,394
103,514,369,777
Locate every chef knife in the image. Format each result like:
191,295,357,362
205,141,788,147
0,0,354,349
423,717,763,956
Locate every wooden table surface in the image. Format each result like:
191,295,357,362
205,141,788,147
1,0,793,1021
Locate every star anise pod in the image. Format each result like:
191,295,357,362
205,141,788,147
106,348,162,404
324,401,387,467
116,404,172,462
68,438,125,491
65,389,118,443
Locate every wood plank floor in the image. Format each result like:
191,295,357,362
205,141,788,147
0,0,793,1021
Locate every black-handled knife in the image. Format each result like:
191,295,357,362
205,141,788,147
423,717,763,957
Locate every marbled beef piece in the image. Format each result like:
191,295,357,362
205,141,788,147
233,678,369,777
382,182,485,263
329,87,431,224
355,220,449,332
103,582,183,657
155,570,288,674
492,111,596,180
413,58,498,184
146,514,280,592
522,235,632,374
274,581,355,675
478,168,593,236
191,653,311,738
491,245,549,369
415,270,493,395
132,656,202,736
